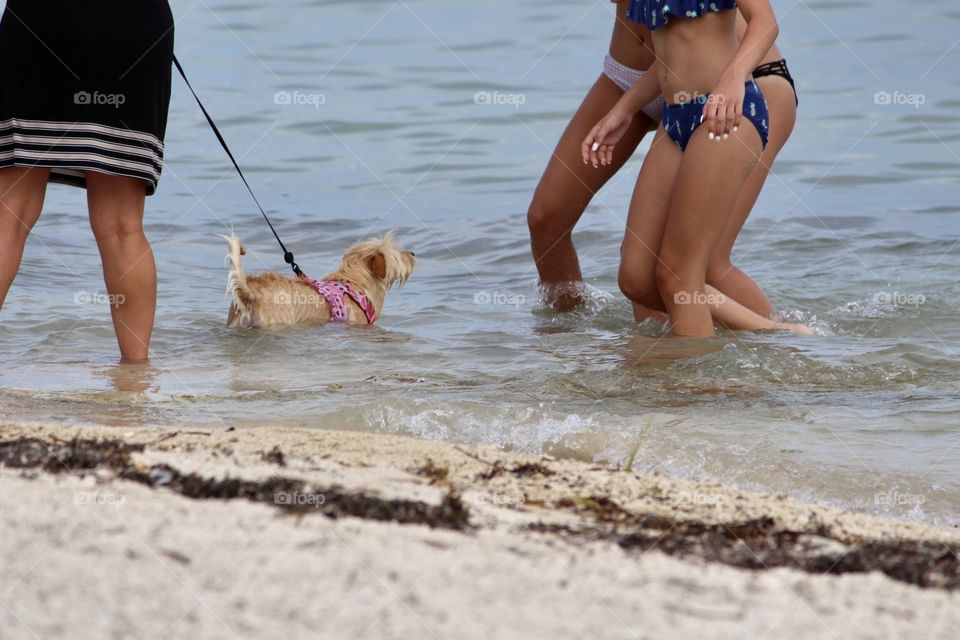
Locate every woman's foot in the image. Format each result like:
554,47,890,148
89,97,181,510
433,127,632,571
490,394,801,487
539,281,585,312
775,321,814,336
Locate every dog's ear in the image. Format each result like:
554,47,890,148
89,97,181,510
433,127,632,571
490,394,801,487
365,252,387,279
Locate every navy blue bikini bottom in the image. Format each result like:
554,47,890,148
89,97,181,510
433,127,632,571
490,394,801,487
662,79,769,151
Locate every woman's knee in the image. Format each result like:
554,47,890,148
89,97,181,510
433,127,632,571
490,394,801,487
619,263,661,310
87,180,147,243
0,204,40,243
0,168,48,241
527,198,576,243
89,207,143,237
89,208,145,244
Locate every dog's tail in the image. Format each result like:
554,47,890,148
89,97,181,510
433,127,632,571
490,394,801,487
218,234,256,314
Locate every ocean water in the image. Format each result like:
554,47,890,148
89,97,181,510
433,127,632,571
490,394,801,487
1,0,958,525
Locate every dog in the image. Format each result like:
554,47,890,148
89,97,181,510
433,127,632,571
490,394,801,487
221,232,415,328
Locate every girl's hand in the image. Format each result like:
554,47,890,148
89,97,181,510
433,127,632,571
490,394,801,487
582,107,633,168
702,76,745,141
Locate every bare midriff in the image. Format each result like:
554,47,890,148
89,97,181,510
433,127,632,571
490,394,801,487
652,10,741,104
609,0,656,70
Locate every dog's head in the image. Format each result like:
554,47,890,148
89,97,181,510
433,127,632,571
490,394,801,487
334,231,415,296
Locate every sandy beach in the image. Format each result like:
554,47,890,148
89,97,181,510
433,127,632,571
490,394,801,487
0,0,957,638
1,421,957,639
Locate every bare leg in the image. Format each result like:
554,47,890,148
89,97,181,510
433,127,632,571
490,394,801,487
618,127,682,313
631,303,668,323
529,74,652,310
0,167,50,308
706,76,797,319
86,172,156,362
619,127,808,335
656,122,763,336
703,284,812,334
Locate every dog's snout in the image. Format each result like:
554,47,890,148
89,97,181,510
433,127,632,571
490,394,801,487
409,251,416,258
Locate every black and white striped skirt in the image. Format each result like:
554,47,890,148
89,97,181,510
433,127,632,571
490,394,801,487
0,0,174,195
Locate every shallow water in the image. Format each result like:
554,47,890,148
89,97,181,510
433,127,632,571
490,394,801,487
2,0,959,525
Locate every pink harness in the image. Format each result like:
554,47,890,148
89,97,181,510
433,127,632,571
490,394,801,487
305,278,376,324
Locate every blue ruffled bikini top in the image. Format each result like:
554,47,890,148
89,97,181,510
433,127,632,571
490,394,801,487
627,0,737,30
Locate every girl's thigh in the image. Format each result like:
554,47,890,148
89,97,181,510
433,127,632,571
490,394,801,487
713,75,798,259
659,124,763,277
619,128,683,292
531,74,652,226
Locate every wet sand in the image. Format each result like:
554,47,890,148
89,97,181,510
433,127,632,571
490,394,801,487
1,420,958,639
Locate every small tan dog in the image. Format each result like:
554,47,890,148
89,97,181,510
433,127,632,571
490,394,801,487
221,232,415,328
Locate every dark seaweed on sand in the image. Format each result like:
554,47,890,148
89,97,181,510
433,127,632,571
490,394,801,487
539,495,960,591
0,437,469,531
4,436,958,591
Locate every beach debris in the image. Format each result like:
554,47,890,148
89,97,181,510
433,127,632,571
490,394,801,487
509,462,555,478
416,459,450,484
160,549,192,566
0,436,470,531
453,446,554,480
623,442,641,473
0,435,143,472
4,435,957,591
260,446,287,467
147,431,211,446
538,494,960,591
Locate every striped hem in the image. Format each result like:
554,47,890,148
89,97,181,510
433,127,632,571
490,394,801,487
0,118,165,195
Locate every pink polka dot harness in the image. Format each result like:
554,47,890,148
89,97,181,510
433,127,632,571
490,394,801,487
305,277,377,325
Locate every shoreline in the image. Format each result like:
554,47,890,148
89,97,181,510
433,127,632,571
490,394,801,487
2,420,958,638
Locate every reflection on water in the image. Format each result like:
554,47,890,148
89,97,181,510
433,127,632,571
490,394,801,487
95,362,160,395
626,335,728,368
1,0,959,525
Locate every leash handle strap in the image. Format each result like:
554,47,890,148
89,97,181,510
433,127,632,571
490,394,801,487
173,54,303,277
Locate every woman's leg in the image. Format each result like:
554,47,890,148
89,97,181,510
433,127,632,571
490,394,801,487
656,122,764,337
529,74,651,310
706,76,797,319
0,167,50,308
619,127,809,334
86,172,156,362
702,283,811,333
618,127,682,316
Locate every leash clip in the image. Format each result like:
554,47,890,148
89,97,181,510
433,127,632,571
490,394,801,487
284,252,303,277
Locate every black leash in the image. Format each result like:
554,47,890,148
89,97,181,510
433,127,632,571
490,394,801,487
172,55,303,277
